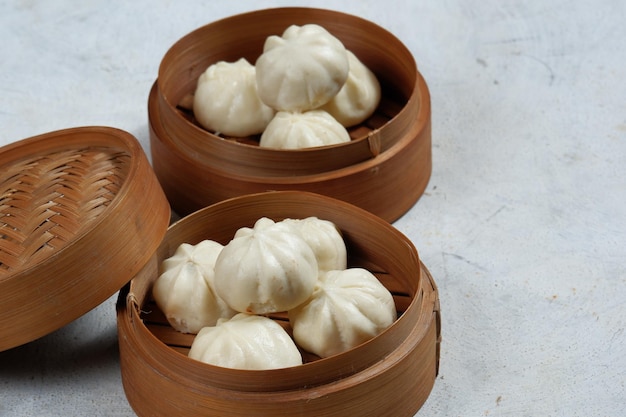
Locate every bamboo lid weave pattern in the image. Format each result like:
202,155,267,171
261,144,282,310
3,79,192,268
0,146,130,275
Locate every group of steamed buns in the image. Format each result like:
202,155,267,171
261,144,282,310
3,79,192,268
152,216,397,370
192,23,381,149
154,23,391,371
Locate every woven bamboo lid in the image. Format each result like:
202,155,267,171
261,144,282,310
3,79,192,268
117,191,440,416
0,127,170,352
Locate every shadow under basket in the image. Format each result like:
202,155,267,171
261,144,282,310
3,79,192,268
149,7,432,223
0,127,170,352
117,191,440,417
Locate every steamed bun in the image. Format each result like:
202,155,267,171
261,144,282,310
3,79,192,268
259,110,350,149
289,268,397,358
193,58,275,136
255,24,349,112
318,50,381,127
152,240,237,334
214,218,318,314
188,313,302,370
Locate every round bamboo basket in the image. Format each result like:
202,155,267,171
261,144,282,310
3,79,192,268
149,7,432,222
117,191,440,417
0,127,171,352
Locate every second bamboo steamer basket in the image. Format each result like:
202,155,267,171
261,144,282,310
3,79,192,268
117,191,441,417
148,7,432,222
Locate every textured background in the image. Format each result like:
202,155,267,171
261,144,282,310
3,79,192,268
1,1,625,416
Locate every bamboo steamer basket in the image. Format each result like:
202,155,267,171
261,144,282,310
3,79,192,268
0,127,170,352
117,191,441,417
149,7,432,222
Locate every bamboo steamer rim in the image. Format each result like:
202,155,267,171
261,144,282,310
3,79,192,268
0,126,170,351
118,191,422,389
117,191,440,416
150,70,430,183
154,7,421,176
118,262,441,404
122,191,423,387
148,73,432,221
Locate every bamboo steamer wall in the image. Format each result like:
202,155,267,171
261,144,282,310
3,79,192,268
117,191,440,417
149,7,432,222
